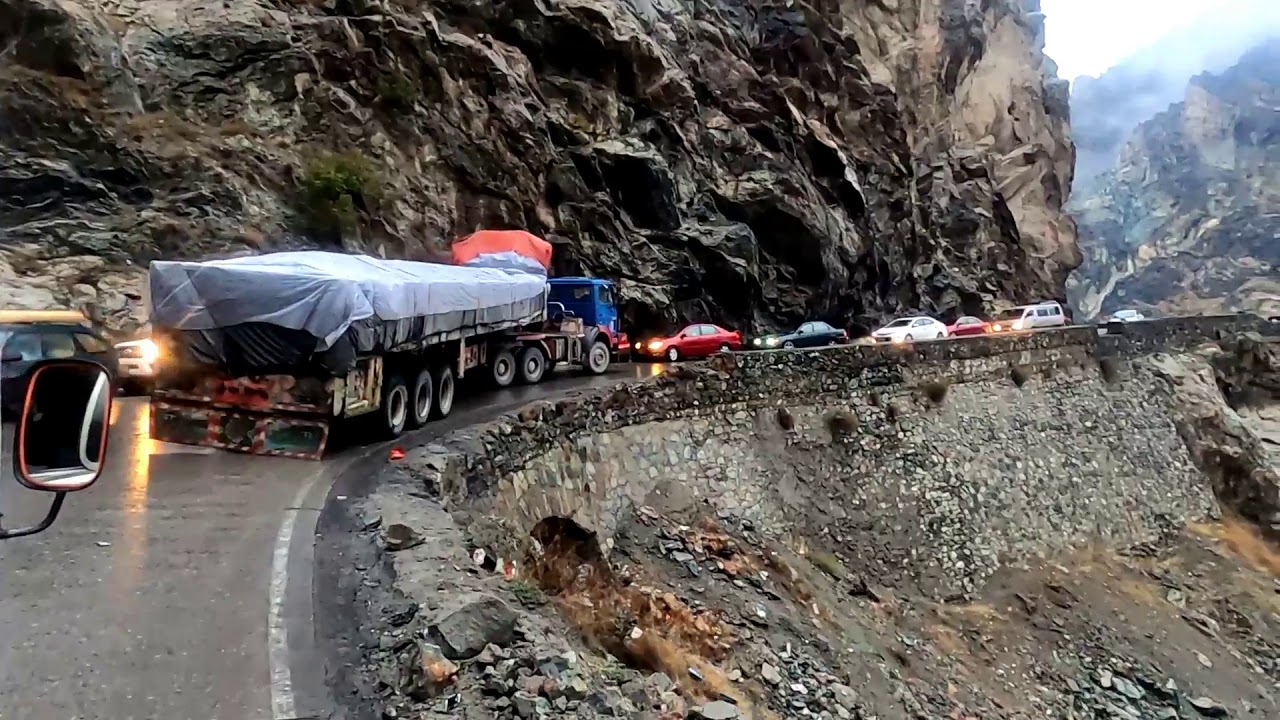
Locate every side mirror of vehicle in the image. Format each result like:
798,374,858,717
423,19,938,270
1,348,21,363
13,359,112,493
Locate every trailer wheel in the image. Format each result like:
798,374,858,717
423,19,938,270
379,373,409,438
431,364,456,419
517,346,546,384
585,339,610,375
407,368,433,429
491,348,517,388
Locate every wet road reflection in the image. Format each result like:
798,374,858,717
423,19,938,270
0,361,667,720
0,398,317,720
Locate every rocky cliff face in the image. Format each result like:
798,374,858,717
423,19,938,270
1068,39,1280,320
1,0,1077,337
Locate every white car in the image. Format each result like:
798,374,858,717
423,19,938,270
1108,309,1146,323
870,316,949,343
115,338,159,394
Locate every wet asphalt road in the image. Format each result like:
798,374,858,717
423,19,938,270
0,363,666,720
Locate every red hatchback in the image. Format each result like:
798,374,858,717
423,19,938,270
947,315,990,337
637,323,742,362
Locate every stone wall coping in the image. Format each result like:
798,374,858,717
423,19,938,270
400,314,1278,504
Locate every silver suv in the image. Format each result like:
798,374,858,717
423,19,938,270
1108,309,1146,323
990,301,1068,333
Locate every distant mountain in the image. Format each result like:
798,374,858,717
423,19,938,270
1067,39,1280,319
1068,0,1280,193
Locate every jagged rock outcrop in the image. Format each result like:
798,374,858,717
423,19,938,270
1150,335,1280,536
1068,39,1280,321
1,0,1078,337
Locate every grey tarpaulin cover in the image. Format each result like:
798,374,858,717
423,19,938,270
149,251,549,374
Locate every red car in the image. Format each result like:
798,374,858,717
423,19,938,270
636,323,742,362
947,315,991,337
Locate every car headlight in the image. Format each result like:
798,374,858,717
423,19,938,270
139,339,160,363
1012,320,1023,330
647,340,664,351
765,337,779,347
752,338,762,346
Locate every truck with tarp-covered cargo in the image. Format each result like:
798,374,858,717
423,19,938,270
145,230,629,459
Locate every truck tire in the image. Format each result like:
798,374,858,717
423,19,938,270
517,346,546,385
491,348,517,388
379,373,409,438
407,368,433,429
585,339,610,375
431,364,455,419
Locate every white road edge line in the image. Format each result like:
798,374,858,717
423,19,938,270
269,467,326,720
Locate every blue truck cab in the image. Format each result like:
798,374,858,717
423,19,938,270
547,277,627,357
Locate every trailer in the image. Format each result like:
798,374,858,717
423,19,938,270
146,231,624,459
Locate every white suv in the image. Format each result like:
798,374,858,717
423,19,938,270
990,301,1067,333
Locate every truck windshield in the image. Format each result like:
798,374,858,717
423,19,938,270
549,284,591,302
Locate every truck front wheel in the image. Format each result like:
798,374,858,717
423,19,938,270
431,364,456,419
517,346,546,385
380,373,409,438
407,368,433,429
585,339,610,375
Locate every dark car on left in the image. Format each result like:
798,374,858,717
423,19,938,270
0,311,118,420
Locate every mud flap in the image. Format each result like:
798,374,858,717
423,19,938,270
151,400,330,460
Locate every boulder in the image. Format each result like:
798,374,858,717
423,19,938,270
427,593,519,660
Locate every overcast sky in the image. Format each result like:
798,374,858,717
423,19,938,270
1041,0,1280,81
1041,0,1212,79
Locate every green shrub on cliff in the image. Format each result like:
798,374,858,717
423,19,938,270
811,551,846,580
376,73,417,113
298,152,383,236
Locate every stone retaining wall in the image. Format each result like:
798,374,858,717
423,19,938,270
394,314,1278,597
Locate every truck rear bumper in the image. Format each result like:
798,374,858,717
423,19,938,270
151,400,330,460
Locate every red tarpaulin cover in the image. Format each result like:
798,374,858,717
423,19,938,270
450,230,553,271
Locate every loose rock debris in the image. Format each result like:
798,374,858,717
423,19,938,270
385,523,426,552
358,496,1280,720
